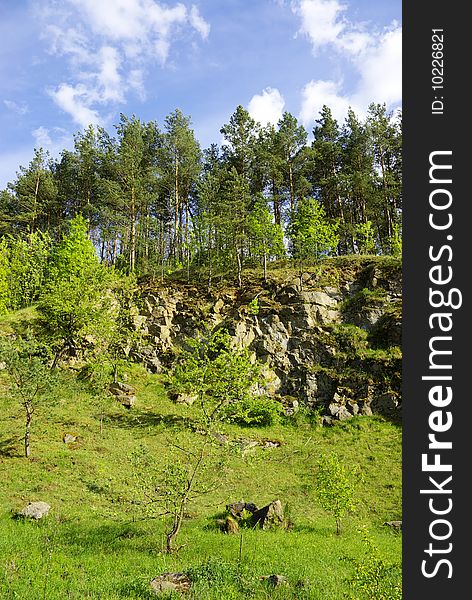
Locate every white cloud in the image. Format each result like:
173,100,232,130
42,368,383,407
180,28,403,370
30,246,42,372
300,80,352,126
128,69,146,101
189,5,210,40
352,26,402,107
49,83,102,128
95,46,124,103
37,0,211,127
248,87,285,126
292,0,347,52
292,0,401,126
32,126,52,147
3,99,29,115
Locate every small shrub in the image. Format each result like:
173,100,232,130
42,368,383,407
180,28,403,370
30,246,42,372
221,396,283,426
346,530,402,600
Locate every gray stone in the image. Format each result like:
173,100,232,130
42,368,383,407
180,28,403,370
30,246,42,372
251,500,284,529
18,501,50,520
109,382,135,395
171,392,198,406
384,520,402,531
226,501,258,519
62,433,77,444
116,394,136,409
150,573,191,594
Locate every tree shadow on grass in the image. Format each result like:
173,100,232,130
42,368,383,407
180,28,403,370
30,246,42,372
55,521,153,556
99,408,197,431
0,436,21,457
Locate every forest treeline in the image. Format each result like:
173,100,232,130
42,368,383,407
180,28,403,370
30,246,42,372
0,103,401,288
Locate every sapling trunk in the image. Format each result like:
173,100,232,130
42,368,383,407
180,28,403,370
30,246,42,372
24,404,33,458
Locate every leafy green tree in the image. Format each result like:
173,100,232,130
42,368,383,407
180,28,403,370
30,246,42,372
246,196,285,280
37,215,117,367
171,328,261,428
130,439,225,553
355,220,377,255
0,239,9,314
6,231,52,310
389,222,402,257
0,333,54,457
315,452,359,535
288,197,339,284
5,149,58,234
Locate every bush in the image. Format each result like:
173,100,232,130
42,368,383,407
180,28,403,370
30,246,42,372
346,530,402,600
221,396,283,427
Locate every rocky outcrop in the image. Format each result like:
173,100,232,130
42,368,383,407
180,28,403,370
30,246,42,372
132,259,402,422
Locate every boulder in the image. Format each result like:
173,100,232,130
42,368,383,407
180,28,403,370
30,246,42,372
114,394,136,409
62,433,78,444
109,382,136,396
251,500,284,529
226,501,258,519
150,573,192,595
17,501,50,520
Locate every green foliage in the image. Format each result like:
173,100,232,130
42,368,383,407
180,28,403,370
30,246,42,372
288,197,339,261
221,395,283,427
346,530,402,600
247,297,260,316
389,222,402,257
37,215,117,364
6,231,52,310
171,328,261,427
0,239,9,315
315,452,359,535
355,221,377,255
246,195,285,273
0,332,54,457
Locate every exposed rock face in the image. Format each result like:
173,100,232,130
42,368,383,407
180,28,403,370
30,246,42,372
132,260,402,422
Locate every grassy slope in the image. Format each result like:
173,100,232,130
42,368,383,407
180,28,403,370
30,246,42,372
0,358,401,600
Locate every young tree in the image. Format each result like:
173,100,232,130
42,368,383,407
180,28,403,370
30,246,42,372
315,452,359,535
130,438,225,553
37,215,117,367
0,333,54,457
6,231,52,310
128,328,260,552
246,196,285,281
288,197,339,284
0,239,9,314
172,328,261,428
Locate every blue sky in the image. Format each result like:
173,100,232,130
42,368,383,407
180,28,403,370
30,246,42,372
0,0,401,189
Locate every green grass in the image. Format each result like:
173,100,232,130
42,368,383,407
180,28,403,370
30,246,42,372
0,362,401,599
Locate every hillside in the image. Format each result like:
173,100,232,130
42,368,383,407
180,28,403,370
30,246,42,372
0,257,402,599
